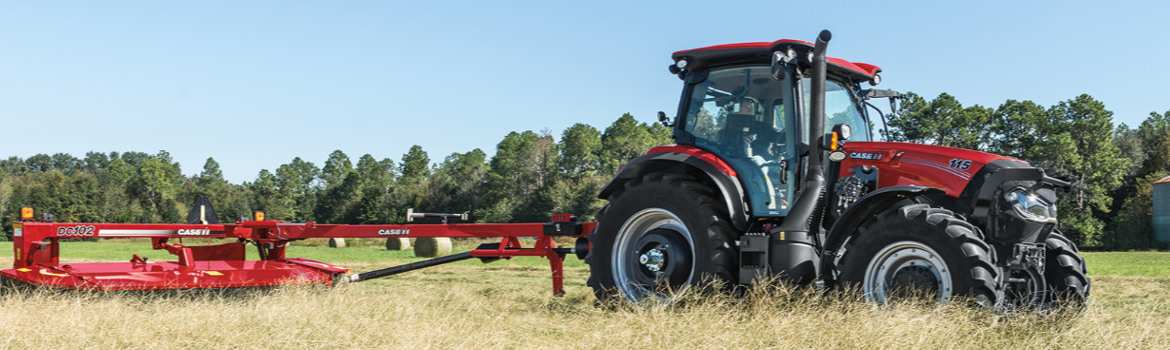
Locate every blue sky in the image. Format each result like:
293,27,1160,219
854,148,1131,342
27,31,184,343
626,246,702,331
2,1,1165,183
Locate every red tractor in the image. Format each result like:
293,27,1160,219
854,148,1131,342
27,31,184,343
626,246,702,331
585,30,1089,309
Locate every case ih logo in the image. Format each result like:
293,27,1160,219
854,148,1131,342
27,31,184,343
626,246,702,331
849,152,883,160
377,228,410,236
57,225,96,236
177,229,211,236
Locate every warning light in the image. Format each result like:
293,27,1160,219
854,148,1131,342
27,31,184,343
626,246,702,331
253,211,265,221
830,132,840,151
20,207,34,220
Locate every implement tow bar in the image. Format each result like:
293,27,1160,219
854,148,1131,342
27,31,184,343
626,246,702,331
346,241,579,295
349,251,474,282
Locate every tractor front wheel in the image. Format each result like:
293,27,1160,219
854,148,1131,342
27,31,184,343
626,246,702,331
836,203,1001,307
1044,231,1091,308
586,172,737,304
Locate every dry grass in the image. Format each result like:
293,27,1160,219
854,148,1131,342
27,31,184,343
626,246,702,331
0,259,1167,349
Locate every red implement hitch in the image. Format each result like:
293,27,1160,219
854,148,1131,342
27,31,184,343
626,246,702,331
3,213,595,294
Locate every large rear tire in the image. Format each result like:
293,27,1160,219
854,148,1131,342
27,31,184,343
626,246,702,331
1044,231,1090,308
586,172,738,303
836,203,1001,307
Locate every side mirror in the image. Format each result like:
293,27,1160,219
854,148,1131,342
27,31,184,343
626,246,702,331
658,111,673,127
771,49,794,80
862,88,901,100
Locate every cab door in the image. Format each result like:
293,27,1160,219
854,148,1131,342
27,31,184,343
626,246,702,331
680,66,798,217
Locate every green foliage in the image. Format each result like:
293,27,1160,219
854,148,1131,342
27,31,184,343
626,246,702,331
599,113,672,174
1112,124,1143,179
1,156,28,176
25,154,52,172
1105,109,1170,249
1135,110,1170,175
989,99,1048,158
421,149,487,217
1110,172,1165,249
558,123,602,174
189,158,227,202
0,105,1163,249
320,150,354,189
336,154,398,224
0,114,671,235
82,151,111,172
250,169,293,221
391,145,432,215
274,157,319,222
399,145,430,186
315,171,362,224
356,154,395,188
128,152,184,222
480,130,558,223
545,124,609,221
182,158,252,222
888,92,994,151
1045,95,1126,246
543,173,608,222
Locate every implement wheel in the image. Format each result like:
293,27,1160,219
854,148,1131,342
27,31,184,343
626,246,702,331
586,172,737,303
836,203,1000,307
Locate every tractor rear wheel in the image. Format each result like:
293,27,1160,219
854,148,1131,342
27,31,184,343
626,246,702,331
586,172,737,303
1044,231,1090,308
836,203,1000,307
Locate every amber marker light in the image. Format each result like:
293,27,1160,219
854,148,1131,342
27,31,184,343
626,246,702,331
253,210,266,221
19,206,34,220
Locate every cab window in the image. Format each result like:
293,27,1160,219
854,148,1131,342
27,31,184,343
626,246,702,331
800,79,871,143
682,66,797,216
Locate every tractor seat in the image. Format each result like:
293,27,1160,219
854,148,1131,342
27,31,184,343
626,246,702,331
718,113,758,157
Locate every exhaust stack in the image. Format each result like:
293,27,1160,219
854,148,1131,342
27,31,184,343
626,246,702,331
768,30,831,285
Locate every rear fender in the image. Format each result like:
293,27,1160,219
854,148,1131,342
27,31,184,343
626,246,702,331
599,152,749,231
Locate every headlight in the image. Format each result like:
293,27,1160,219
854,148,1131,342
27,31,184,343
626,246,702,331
1005,189,1057,223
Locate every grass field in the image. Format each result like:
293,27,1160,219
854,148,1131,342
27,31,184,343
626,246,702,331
0,240,1167,349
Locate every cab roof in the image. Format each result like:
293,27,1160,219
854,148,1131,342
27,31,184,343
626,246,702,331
671,39,881,81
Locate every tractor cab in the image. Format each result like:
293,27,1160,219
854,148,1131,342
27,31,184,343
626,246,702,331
668,40,877,218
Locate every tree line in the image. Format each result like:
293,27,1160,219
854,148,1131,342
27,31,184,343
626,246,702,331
2,93,1167,250
888,93,1169,249
0,114,670,237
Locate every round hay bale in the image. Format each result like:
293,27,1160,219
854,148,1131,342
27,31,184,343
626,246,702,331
385,237,411,251
413,237,452,257
328,237,347,248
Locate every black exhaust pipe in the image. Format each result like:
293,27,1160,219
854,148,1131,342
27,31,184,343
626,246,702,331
769,30,831,285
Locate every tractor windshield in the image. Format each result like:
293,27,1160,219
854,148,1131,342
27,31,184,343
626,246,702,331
682,66,797,217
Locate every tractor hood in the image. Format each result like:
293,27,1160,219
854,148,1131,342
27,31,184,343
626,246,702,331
836,141,1067,239
837,141,1025,198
